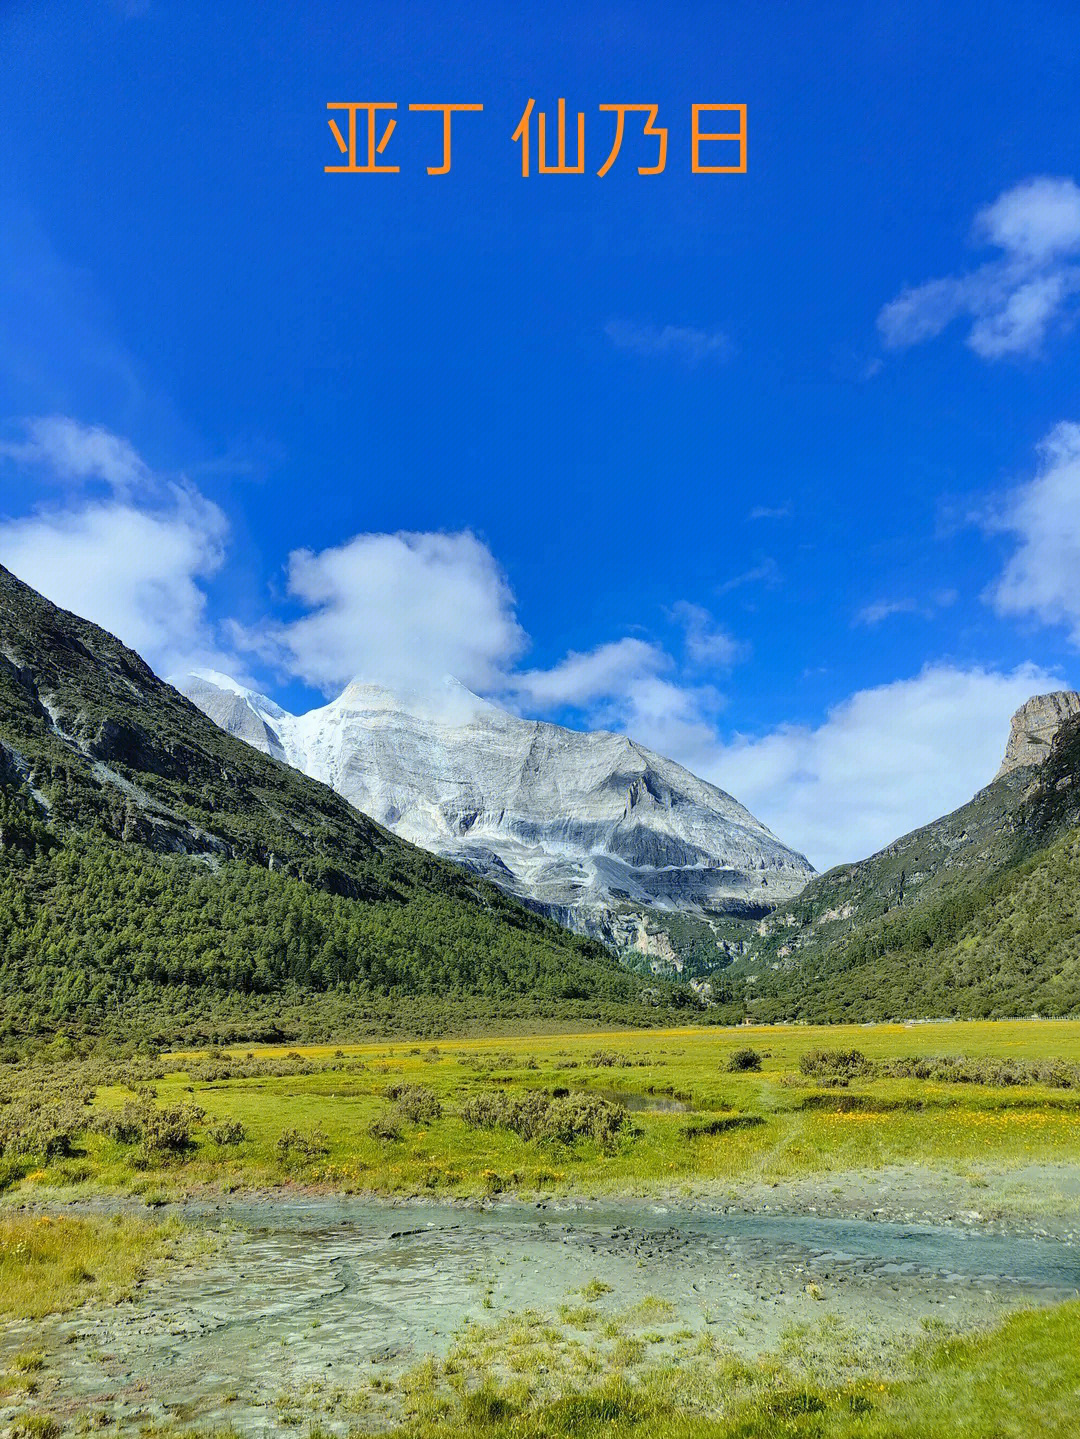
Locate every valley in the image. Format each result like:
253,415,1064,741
4,568,1080,1436
4,1020,1080,1439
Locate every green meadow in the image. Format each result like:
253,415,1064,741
4,1018,1080,1200
5,1020,1080,1438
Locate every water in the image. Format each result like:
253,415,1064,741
589,1086,694,1113
5,1197,1077,1435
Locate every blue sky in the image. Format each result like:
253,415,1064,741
2,0,1080,869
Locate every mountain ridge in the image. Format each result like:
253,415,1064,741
728,694,1080,1020
0,565,684,1043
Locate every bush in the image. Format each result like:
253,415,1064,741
878,1055,1080,1087
367,1112,403,1142
460,1089,629,1151
97,1098,205,1155
543,1093,628,1149
385,1083,442,1124
208,1119,246,1145
0,1099,89,1159
726,1048,762,1072
799,1048,873,1082
276,1126,330,1160
141,1102,205,1154
460,1092,509,1130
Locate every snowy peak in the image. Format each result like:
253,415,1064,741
177,671,815,955
330,675,501,725
177,670,292,763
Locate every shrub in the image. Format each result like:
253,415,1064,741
545,1093,628,1149
726,1048,762,1072
97,1098,205,1155
0,1100,86,1159
367,1112,403,1142
799,1048,873,1082
141,1102,205,1154
208,1119,246,1145
385,1083,442,1124
503,1091,553,1141
460,1089,629,1151
276,1126,330,1160
878,1055,1080,1087
460,1093,506,1130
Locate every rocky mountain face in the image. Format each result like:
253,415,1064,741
995,690,1080,777
178,671,815,968
729,691,1080,1021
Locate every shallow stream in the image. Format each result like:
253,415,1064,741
6,1196,1079,1434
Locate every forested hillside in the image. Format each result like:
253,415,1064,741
732,713,1080,1021
0,567,688,1044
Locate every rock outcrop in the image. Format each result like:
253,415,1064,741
178,670,815,955
995,690,1080,778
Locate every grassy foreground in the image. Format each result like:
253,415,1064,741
319,1299,1080,1439
6,1019,1080,1199
89,1301,1076,1439
2,1210,1077,1437
0,1213,183,1320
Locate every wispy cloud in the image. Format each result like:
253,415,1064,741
716,558,780,595
0,415,150,496
878,176,1080,359
748,504,791,520
854,590,957,627
985,420,1080,645
668,601,747,667
604,319,731,364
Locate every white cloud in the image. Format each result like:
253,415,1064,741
514,647,723,762
0,415,149,494
510,652,1063,872
0,417,232,676
748,504,790,520
3,420,1064,879
708,663,1060,870
604,319,730,364
235,530,527,696
986,421,1080,645
878,176,1080,359
0,485,229,675
716,558,781,595
854,590,957,627
977,177,1080,261
855,598,921,626
511,637,667,709
669,601,746,666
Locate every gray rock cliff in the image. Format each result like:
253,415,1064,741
995,690,1080,778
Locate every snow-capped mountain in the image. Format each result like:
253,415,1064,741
177,670,814,966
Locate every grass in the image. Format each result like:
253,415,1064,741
7,1018,1080,1200
325,1299,1080,1437
7,1023,1080,1437
124,1299,1080,1438
0,1212,184,1320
